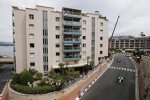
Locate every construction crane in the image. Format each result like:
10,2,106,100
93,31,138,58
109,15,120,49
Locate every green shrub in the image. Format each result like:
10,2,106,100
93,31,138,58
10,84,59,94
35,72,43,80
19,70,34,85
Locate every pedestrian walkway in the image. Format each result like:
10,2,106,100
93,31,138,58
109,66,135,73
59,60,111,100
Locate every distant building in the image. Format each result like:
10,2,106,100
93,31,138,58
110,35,150,51
12,5,108,75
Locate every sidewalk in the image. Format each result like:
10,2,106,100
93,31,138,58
0,84,9,100
133,57,144,100
59,60,111,100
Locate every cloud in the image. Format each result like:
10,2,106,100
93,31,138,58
0,0,150,42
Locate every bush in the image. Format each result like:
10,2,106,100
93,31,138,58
35,72,43,80
10,83,58,94
19,70,34,85
12,73,21,84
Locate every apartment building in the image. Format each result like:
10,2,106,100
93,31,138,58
12,5,108,75
111,36,150,51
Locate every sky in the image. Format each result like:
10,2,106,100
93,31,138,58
0,0,150,42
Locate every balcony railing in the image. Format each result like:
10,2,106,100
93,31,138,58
64,21,81,26
64,38,81,44
64,13,81,19
64,55,81,60
64,30,81,35
64,47,80,52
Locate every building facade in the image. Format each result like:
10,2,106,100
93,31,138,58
110,36,150,51
12,5,108,75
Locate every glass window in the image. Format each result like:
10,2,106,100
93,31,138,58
56,52,60,56
100,51,103,54
100,37,103,40
29,34,34,38
56,26,60,30
100,44,103,47
30,53,35,57
56,35,60,39
29,14,34,19
83,36,86,40
100,29,103,32
83,44,86,47
30,43,34,48
30,62,35,66
29,24,34,28
56,17,60,22
83,20,86,24
56,43,60,47
100,22,103,26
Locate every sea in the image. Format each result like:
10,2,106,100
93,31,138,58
0,46,13,57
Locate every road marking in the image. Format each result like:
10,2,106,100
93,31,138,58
109,66,135,73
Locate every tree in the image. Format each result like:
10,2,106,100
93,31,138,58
58,63,65,74
19,70,34,85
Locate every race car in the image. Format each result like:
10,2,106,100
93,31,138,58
116,76,125,84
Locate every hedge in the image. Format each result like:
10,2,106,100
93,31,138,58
10,84,59,94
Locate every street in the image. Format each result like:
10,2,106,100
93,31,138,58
0,64,13,94
81,55,136,100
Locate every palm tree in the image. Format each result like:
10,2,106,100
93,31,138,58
58,63,65,74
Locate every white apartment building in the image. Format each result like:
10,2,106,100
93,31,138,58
12,5,108,75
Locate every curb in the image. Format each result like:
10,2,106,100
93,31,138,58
130,57,139,100
76,58,114,100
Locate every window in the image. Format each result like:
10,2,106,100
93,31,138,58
83,44,86,47
56,35,60,39
83,20,86,24
29,14,34,19
83,51,86,55
56,60,60,63
30,43,34,48
56,26,60,30
83,36,86,40
44,65,48,71
100,29,103,32
30,53,35,57
100,44,103,47
100,22,103,26
56,43,60,47
83,28,86,33
29,24,34,28
30,62,35,66
56,52,60,56
83,28,86,31
29,34,34,38
100,51,103,54
98,57,101,61
56,17,60,22
100,37,103,40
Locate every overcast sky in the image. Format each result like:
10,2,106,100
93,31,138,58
0,0,150,42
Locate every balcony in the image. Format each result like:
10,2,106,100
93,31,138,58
64,13,81,19
64,30,81,35
64,47,80,52
64,21,81,27
64,55,81,60
64,38,81,44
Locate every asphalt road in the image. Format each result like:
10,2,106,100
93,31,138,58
81,55,136,100
0,64,13,94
